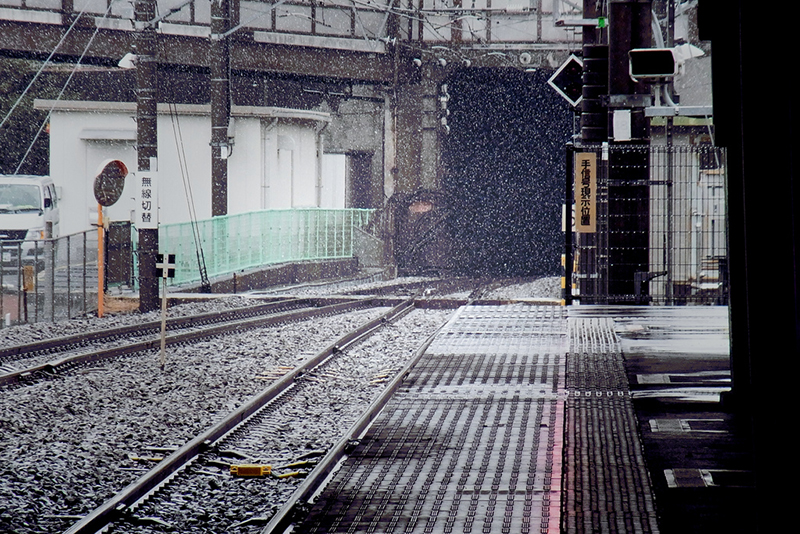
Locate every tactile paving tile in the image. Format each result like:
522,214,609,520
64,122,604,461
296,305,567,533
561,316,660,534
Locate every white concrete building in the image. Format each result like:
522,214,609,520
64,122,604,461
36,99,341,236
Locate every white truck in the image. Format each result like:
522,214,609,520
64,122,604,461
0,175,60,273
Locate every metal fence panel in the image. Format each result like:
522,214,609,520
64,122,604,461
0,230,99,327
156,208,374,286
0,209,372,325
571,144,728,305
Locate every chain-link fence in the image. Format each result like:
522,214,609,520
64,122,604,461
0,230,99,326
1,208,375,326
568,143,728,305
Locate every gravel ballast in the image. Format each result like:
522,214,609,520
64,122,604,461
0,300,449,533
0,277,561,533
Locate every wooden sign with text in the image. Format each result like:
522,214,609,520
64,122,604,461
575,152,597,233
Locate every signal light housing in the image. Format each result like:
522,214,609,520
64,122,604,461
628,48,678,81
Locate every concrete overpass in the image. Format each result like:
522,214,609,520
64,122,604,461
1,0,581,305
1,0,581,207
0,1,579,81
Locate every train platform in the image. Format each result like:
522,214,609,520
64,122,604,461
287,304,754,534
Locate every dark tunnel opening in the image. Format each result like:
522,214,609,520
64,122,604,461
442,67,572,277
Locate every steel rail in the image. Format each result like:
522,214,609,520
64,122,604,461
259,308,448,534
0,296,313,361
0,298,372,388
62,298,416,534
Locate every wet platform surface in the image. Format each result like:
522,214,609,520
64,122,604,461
291,305,751,533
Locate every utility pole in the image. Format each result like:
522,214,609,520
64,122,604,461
210,0,231,217
135,0,159,312
575,0,610,302
580,0,608,144
606,0,652,302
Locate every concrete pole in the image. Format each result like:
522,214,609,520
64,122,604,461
135,0,159,312
419,65,441,191
210,0,231,217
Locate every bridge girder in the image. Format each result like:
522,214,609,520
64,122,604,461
0,20,399,83
0,16,573,84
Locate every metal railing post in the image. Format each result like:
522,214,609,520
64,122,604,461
66,234,71,319
49,237,56,321
83,231,88,317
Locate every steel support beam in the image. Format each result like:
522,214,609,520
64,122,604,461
0,20,397,83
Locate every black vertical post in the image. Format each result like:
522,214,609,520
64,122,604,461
135,0,159,312
210,0,231,217
607,0,651,303
700,2,796,529
564,143,574,305
580,0,608,144
577,0,609,302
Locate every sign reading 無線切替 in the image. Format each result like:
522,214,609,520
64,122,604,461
137,171,158,229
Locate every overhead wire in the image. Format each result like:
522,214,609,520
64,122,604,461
168,102,212,291
0,2,91,132
222,0,290,38
152,1,212,291
338,0,571,60
7,1,576,173
8,0,196,174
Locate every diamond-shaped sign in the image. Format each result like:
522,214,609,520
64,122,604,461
548,54,584,107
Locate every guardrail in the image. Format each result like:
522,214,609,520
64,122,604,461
0,209,374,327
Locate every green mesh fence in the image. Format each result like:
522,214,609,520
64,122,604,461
156,208,374,286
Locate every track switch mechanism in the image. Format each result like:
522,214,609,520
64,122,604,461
230,464,272,477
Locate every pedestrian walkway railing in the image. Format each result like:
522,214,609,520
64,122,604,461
0,209,374,326
155,208,375,286
566,143,728,305
0,229,99,327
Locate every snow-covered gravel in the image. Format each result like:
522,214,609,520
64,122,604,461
111,309,454,534
483,276,562,300
0,276,560,533
0,299,450,534
0,295,258,349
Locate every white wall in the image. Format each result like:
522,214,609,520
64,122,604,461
46,106,138,235
321,153,347,208
40,101,331,235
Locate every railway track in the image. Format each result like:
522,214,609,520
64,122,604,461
0,297,376,388
0,275,495,380
0,276,558,534
60,299,444,534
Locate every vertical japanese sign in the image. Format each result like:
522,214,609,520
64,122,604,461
575,152,596,233
138,171,158,229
